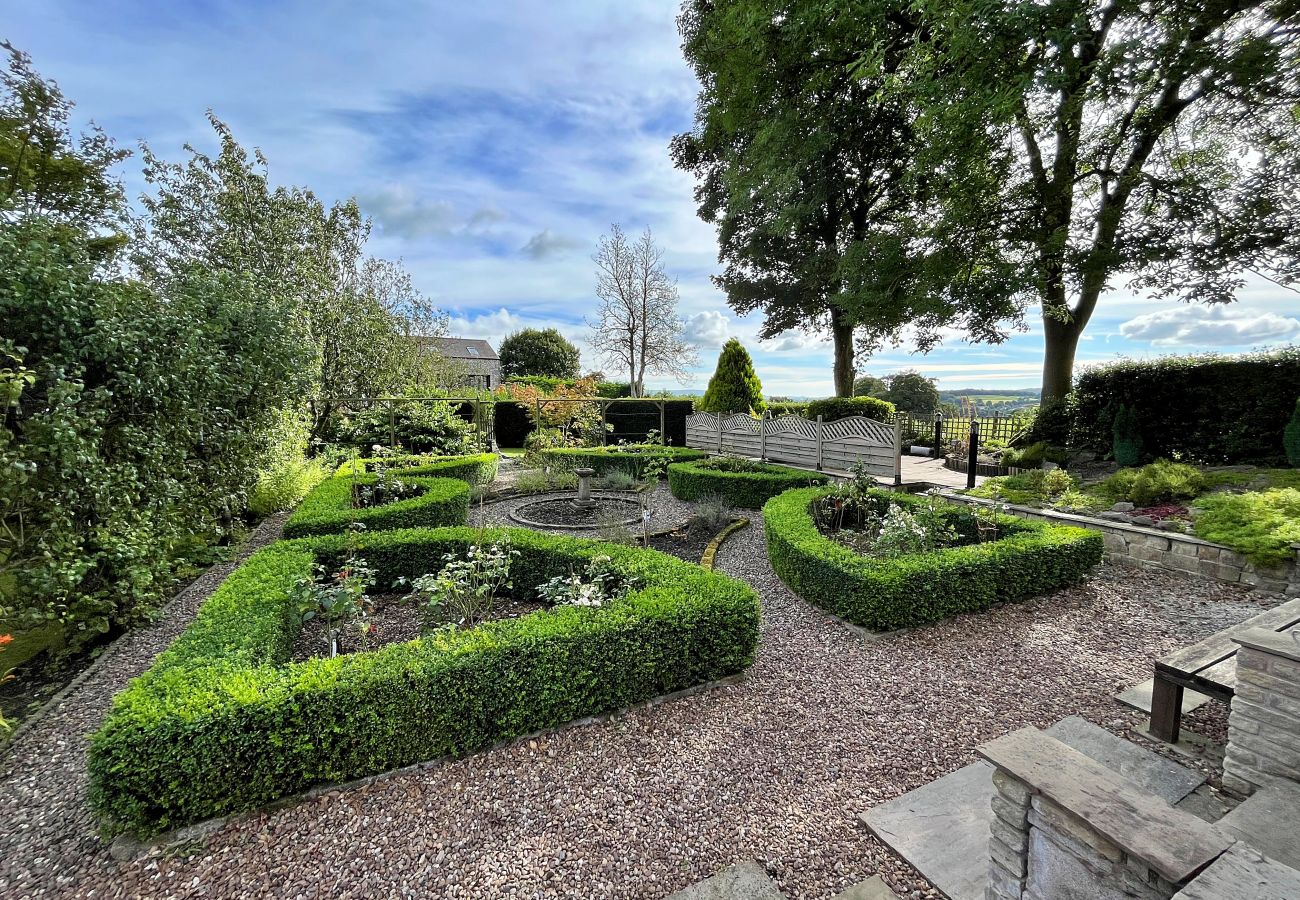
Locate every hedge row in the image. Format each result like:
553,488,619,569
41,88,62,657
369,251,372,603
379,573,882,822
1068,348,1300,464
804,396,896,423
88,527,761,834
282,473,470,538
667,460,828,508
336,452,499,486
763,487,1103,630
490,400,697,448
539,445,708,478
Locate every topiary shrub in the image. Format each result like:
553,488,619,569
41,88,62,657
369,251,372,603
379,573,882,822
1285,397,1300,467
668,460,828,508
283,473,470,538
335,452,499,487
87,526,761,834
1111,403,1144,466
804,396,896,423
538,445,708,478
764,487,1102,630
697,338,765,415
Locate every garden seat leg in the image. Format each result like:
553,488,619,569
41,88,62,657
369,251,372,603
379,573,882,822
1149,675,1183,743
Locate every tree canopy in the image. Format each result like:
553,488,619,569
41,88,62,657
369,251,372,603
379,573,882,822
698,338,766,414
884,370,940,414
499,327,581,379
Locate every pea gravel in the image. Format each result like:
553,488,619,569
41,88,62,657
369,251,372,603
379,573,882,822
0,509,1269,900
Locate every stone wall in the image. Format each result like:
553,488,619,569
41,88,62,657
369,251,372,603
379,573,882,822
941,493,1299,596
1223,629,1300,796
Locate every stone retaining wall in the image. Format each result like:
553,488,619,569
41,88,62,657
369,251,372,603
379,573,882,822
940,492,1300,596
1223,629,1300,797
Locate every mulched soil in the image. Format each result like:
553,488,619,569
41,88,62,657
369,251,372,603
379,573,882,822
512,495,642,527
644,519,732,564
0,502,1273,900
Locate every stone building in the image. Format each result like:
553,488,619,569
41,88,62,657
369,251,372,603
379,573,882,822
422,336,501,391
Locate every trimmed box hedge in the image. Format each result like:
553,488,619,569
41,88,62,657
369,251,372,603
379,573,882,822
668,460,829,508
336,452,499,486
88,526,761,835
539,445,707,478
282,473,470,538
764,487,1103,630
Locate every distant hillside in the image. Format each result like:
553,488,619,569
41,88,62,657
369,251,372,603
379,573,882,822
939,387,1040,412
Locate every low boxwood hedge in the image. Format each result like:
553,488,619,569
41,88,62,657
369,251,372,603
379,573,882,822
764,487,1103,630
668,460,828,508
538,445,707,478
88,527,761,835
282,473,470,538
336,452,499,486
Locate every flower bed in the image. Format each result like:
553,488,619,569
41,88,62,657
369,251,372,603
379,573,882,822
282,473,470,538
88,527,761,835
764,487,1103,630
538,445,707,478
667,458,828,508
336,452,499,486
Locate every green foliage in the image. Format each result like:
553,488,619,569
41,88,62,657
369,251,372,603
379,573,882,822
853,375,887,398
804,396,896,423
668,460,827,509
766,401,809,418
282,472,470,539
697,338,765,415
763,487,1102,630
0,221,313,648
498,328,580,379
499,376,629,398
1071,350,1300,465
539,446,707,479
1111,404,1144,467
334,400,476,455
87,526,761,834
1094,460,1207,508
967,471,1054,506
884,371,940,414
248,409,334,516
1284,398,1300,467
1194,489,1300,567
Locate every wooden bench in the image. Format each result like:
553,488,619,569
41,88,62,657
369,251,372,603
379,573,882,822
1151,597,1300,742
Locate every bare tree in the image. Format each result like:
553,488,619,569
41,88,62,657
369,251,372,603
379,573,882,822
588,225,697,397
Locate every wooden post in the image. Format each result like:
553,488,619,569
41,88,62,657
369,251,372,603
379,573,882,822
893,415,903,486
717,413,724,453
815,414,824,471
1149,675,1184,744
760,416,767,461
387,399,397,449
600,401,608,447
658,401,666,445
966,420,980,490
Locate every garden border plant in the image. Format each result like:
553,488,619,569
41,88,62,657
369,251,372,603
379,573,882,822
667,459,828,508
335,452,499,486
88,526,761,835
538,445,707,478
764,486,1103,630
282,473,470,538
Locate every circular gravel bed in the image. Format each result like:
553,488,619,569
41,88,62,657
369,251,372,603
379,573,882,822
475,481,703,536
509,495,643,529
0,506,1272,899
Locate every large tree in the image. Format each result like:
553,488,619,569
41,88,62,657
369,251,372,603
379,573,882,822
587,224,697,397
863,0,1300,402
499,327,581,379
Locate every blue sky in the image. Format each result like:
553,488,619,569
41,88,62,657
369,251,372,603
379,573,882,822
10,1,1299,395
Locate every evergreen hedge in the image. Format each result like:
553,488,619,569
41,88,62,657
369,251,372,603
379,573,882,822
282,473,470,538
336,452,499,486
763,487,1103,630
804,396,896,423
88,526,761,835
668,460,827,508
538,445,708,478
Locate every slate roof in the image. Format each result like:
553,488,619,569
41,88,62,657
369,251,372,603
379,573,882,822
420,336,499,360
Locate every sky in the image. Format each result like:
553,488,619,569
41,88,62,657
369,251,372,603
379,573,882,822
9,1,1300,396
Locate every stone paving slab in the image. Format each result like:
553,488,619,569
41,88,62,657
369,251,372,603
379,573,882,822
1117,677,1211,716
665,860,786,900
1173,844,1300,900
861,716,1205,900
1216,780,1300,872
830,874,901,899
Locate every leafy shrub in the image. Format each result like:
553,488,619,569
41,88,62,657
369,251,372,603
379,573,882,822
1041,468,1075,497
693,494,733,532
513,468,578,495
498,328,580,380
599,468,639,491
1094,460,1206,507
335,452,498,487
336,400,476,455
766,401,809,418
966,470,1051,505
668,459,828,508
804,396,896,423
283,473,470,538
1285,397,1300,467
248,456,333,517
539,446,707,478
1111,403,1143,466
1193,489,1300,567
87,526,761,834
1002,441,1046,469
764,487,1103,630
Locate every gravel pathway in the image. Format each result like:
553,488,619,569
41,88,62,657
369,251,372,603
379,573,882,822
0,509,1267,899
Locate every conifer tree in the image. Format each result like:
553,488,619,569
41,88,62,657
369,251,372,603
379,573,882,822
698,339,765,415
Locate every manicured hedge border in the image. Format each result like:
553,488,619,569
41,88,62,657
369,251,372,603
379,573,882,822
336,452,499,486
668,460,828,508
539,445,707,478
282,473,470,538
88,527,760,835
764,487,1103,630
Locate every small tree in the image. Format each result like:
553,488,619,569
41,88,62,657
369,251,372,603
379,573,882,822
853,374,887,399
587,225,697,397
885,371,940,414
1284,397,1300,468
499,328,580,379
1112,404,1144,467
698,338,765,415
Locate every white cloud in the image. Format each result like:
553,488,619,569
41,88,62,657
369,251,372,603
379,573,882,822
444,308,526,347
683,310,730,348
521,229,582,260
761,331,827,353
1119,305,1300,347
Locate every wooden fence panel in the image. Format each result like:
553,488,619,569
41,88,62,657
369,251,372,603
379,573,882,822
683,412,899,483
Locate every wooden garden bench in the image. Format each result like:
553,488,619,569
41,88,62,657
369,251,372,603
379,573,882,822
1151,597,1300,743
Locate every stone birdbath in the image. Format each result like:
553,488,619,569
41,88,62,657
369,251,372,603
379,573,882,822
573,467,596,510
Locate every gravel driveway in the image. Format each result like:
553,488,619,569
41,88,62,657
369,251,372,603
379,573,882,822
0,510,1266,899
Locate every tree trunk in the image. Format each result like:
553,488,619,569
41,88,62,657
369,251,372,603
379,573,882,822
830,305,855,397
1040,315,1081,405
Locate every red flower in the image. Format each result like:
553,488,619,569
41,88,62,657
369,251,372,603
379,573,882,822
0,634,12,647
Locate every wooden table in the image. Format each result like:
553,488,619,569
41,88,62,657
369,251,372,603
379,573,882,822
1151,598,1300,743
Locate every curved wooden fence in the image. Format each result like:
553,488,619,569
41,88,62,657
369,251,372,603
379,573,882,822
685,412,900,484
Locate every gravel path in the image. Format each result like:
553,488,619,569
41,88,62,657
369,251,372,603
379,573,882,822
0,509,1267,899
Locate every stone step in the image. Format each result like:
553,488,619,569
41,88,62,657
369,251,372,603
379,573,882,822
829,875,902,899
1215,780,1300,872
861,716,1205,900
1117,677,1211,717
665,860,786,900
1173,844,1300,900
